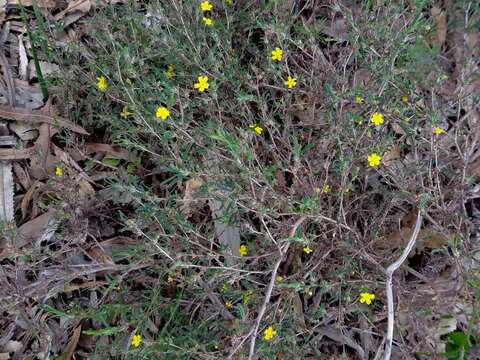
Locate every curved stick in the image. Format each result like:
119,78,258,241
383,210,423,360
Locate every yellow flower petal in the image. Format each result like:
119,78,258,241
354,96,364,104
194,75,209,92
271,47,283,61
156,106,170,121
284,76,297,89
370,112,384,126
203,17,213,26
120,106,131,119
96,76,107,92
239,244,248,257
303,246,313,254
367,153,382,167
200,1,213,11
359,292,375,305
131,334,142,348
263,326,277,341
166,64,174,79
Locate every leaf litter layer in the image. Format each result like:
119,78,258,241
0,0,479,359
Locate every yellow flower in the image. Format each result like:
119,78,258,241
433,127,445,135
249,124,263,135
303,246,313,254
167,275,174,284
370,112,384,126
200,0,213,11
120,106,131,119
203,17,214,26
156,106,170,121
306,289,313,297
354,96,364,104
263,326,277,341
166,64,174,79
271,47,283,61
314,187,321,193
239,244,248,257
284,76,297,89
194,75,209,92
401,95,409,104
367,152,382,168
55,167,63,177
131,334,142,348
322,184,330,193
96,75,107,92
359,292,375,305
275,275,284,282
225,300,233,309
226,0,232,5
243,290,254,305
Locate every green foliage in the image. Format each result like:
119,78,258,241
36,0,477,358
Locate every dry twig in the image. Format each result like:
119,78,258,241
380,210,423,360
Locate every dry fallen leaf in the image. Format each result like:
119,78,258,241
290,292,307,330
13,162,31,190
209,198,241,262
58,326,81,360
0,1,6,25
20,180,41,220
0,105,88,135
79,179,95,198
28,61,59,80
9,121,39,141
323,18,348,41
380,210,451,251
316,326,365,359
12,80,43,109
181,178,204,218
419,229,450,249
0,160,13,222
7,0,56,7
15,209,58,248
431,6,447,47
391,121,406,136
54,0,92,27
85,143,131,160
17,35,28,81
353,68,372,88
2,341,22,353
383,147,401,166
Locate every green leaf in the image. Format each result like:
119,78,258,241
82,327,121,336
103,158,120,167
